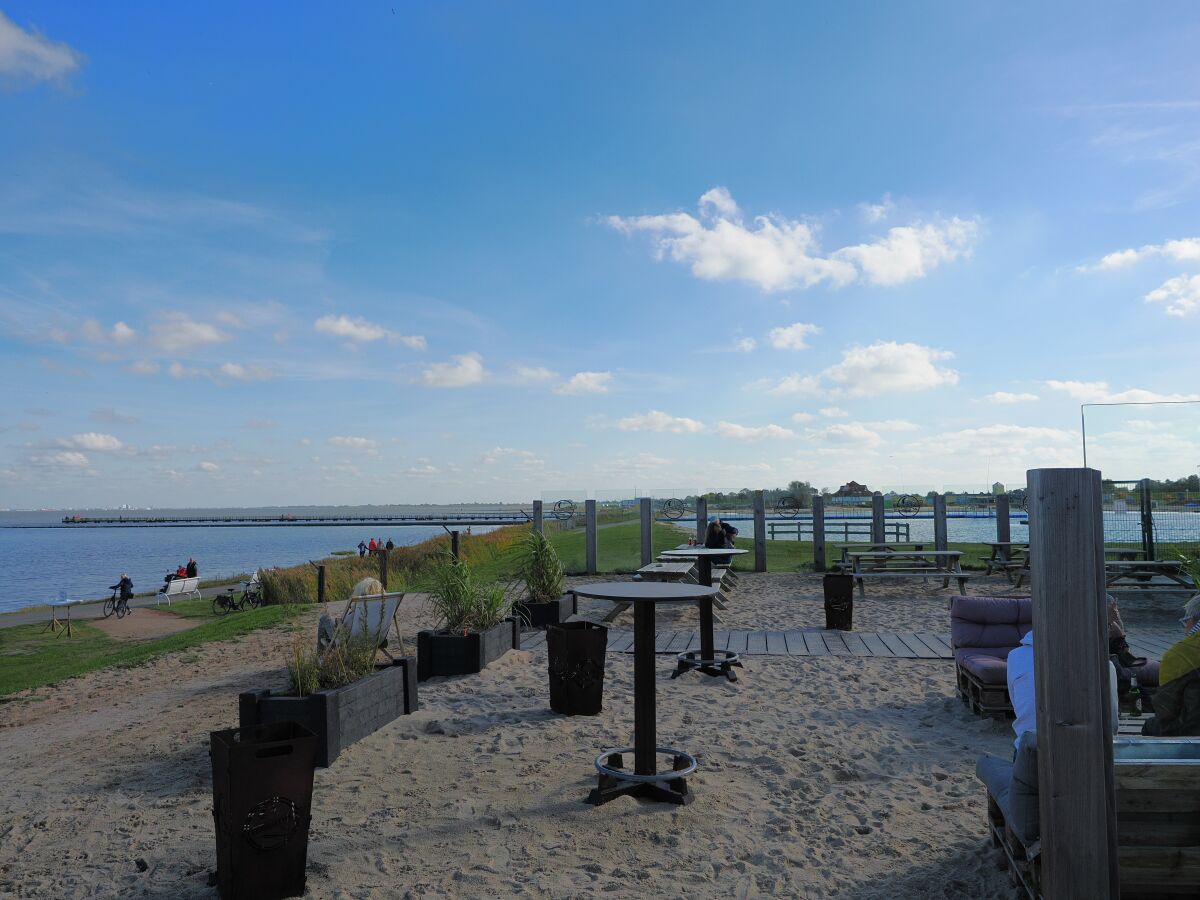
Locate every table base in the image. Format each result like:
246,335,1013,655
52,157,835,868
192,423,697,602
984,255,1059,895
588,748,696,806
671,649,742,682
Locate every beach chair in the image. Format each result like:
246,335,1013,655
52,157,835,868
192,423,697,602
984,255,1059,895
324,592,406,662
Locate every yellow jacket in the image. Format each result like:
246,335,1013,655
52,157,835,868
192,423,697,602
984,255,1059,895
1160,632,1200,686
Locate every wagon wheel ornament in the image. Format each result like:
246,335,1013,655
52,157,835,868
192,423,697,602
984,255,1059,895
551,499,576,520
896,494,923,518
775,495,801,519
1008,492,1028,513
661,498,687,520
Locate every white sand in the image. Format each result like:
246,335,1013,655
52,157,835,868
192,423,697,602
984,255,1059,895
0,575,1042,898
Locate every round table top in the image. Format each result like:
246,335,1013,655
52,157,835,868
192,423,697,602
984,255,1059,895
660,547,749,557
572,581,720,603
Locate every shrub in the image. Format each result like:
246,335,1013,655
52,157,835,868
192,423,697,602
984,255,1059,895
514,528,564,602
424,551,513,633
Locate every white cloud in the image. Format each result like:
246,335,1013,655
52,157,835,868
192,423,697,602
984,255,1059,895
822,341,958,397
1044,380,1200,403
166,361,271,383
982,391,1039,404
1145,274,1200,317
314,314,426,349
328,436,379,451
554,371,612,395
513,365,558,383
864,419,920,433
59,432,122,452
480,447,544,467
151,314,230,345
79,319,136,344
767,373,822,396
30,450,90,468
806,423,883,447
734,337,757,352
1080,237,1200,272
91,407,139,425
608,188,978,292
716,421,795,440
768,322,821,350
819,406,848,418
859,194,895,223
422,353,486,388
616,410,705,433
197,461,220,473
791,412,816,422
128,360,160,376
0,10,83,85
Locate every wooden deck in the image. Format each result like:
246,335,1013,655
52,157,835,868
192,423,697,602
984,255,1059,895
518,628,1173,661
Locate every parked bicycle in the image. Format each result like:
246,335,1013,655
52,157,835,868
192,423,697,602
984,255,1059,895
212,577,264,616
102,591,131,619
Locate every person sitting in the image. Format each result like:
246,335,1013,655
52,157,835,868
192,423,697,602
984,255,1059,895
1143,594,1200,736
175,564,188,579
704,518,733,565
719,519,739,546
1008,629,1118,751
185,558,197,578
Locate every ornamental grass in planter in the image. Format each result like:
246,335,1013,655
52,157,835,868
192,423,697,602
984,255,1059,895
511,529,575,628
417,552,519,681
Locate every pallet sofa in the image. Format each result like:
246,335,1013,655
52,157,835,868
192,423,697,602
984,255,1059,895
951,595,1032,718
977,732,1200,898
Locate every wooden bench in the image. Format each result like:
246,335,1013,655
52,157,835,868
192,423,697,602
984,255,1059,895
158,576,201,605
1106,560,1195,593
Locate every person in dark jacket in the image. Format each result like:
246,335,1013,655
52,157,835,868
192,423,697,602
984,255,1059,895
704,519,733,565
185,558,197,578
109,574,134,612
358,540,368,557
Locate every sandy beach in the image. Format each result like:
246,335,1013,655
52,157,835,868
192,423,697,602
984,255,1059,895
0,572,1170,899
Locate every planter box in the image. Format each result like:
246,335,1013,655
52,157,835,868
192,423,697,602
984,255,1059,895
239,657,418,768
513,593,576,629
417,618,520,682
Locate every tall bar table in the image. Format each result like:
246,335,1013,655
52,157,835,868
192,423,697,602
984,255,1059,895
660,547,748,681
572,581,720,806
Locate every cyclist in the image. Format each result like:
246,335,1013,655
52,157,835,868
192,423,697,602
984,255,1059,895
109,573,134,614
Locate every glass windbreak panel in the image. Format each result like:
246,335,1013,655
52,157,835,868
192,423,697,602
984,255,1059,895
595,489,638,573
540,490,586,573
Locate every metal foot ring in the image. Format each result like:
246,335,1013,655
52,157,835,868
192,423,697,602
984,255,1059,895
594,747,697,782
676,649,741,667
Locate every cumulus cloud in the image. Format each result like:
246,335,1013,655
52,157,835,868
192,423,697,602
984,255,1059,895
1145,274,1200,317
513,365,558,383
766,373,822,396
982,391,1039,404
151,314,230,345
1044,380,1200,403
859,194,895,223
314,314,426,349
822,341,958,397
128,360,160,376
328,436,379,450
480,447,544,466
30,450,91,468
422,353,486,388
0,10,83,86
863,419,920,432
1079,237,1200,272
791,412,816,422
616,410,705,433
554,371,612,395
768,322,821,350
58,432,122,452
608,188,978,292
166,361,271,383
716,421,795,440
79,319,136,344
806,422,883,447
734,337,757,352
197,461,220,473
819,406,848,418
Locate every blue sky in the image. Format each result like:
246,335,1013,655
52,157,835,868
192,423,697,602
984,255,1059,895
2,2,1199,508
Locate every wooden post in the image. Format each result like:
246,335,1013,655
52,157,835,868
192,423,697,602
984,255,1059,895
1027,467,1118,899
378,549,388,590
532,499,543,534
753,490,767,572
996,493,1011,548
316,565,326,604
451,530,461,560
933,493,948,553
585,499,598,575
695,496,707,543
1139,478,1155,560
871,493,885,544
812,494,826,572
640,497,653,566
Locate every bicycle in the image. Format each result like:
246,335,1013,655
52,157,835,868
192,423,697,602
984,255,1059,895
103,591,131,619
212,589,245,616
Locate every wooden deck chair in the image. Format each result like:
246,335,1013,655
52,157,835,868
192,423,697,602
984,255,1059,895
337,592,405,662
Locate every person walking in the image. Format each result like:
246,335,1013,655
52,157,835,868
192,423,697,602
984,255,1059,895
358,540,368,557
368,537,378,553
385,537,395,551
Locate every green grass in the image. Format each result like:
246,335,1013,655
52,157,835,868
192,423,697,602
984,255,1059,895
0,602,301,697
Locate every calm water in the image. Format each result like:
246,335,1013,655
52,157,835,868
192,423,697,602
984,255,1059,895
0,505,517,612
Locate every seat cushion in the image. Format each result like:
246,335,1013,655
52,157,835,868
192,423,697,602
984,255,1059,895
976,753,1014,824
950,596,1033,651
956,648,1011,685
1008,730,1039,846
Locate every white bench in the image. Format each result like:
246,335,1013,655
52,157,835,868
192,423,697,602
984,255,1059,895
158,576,201,605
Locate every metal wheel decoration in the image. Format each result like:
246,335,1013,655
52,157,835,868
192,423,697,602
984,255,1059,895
551,499,576,520
774,495,801,519
1008,491,1028,513
895,494,923,517
661,498,687,520
241,796,300,851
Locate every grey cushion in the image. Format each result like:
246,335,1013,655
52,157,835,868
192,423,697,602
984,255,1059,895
1009,730,1039,846
950,596,1033,651
975,753,1014,823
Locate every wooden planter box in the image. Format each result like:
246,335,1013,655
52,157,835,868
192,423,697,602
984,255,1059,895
239,656,418,768
513,593,576,629
417,618,520,681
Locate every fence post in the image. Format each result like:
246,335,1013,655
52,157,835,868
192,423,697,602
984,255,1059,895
532,499,543,534
378,548,388,590
695,496,707,543
754,490,767,572
933,493,948,553
316,565,326,604
451,530,461,560
871,493,885,544
585,499,598,575
996,493,1011,549
1139,478,1155,560
811,494,826,572
1027,467,1118,899
640,497,653,566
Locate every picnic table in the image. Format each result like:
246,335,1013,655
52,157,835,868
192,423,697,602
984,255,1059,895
1105,560,1195,593
832,542,931,569
1105,546,1148,561
660,547,749,681
980,542,1029,579
572,581,719,806
846,549,970,597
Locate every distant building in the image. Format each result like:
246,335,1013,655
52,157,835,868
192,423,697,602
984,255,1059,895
831,481,873,505
992,482,1005,495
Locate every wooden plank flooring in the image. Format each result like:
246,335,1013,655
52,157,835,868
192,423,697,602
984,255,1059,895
518,628,1175,661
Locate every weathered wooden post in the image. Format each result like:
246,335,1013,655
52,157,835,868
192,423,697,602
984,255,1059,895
871,492,885,544
640,497,653,567
811,493,826,572
1139,478,1155,560
995,492,1011,553
316,564,326,604
933,493,948,553
753,490,767,572
585,499,598,575
695,496,707,543
378,548,388,590
451,530,461,560
1028,467,1118,899
532,499,543,534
